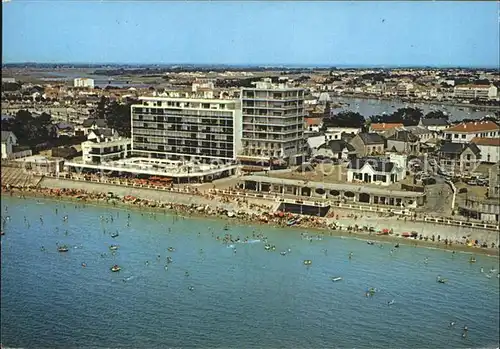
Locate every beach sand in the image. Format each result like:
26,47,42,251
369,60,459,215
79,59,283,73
3,176,498,257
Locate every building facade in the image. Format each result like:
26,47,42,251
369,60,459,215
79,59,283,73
453,85,498,101
240,79,306,166
73,78,95,89
131,97,242,163
1,131,17,159
459,164,500,222
471,137,500,164
443,121,500,144
437,142,481,174
82,138,132,165
349,133,385,156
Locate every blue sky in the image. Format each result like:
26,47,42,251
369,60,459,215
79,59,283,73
2,1,499,67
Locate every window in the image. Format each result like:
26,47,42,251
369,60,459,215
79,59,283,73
461,134,466,139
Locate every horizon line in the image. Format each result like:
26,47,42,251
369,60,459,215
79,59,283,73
2,62,498,70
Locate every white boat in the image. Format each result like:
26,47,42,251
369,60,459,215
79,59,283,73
331,276,343,282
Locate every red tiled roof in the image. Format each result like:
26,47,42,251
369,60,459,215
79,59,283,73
446,121,499,133
305,117,323,126
370,123,404,131
471,137,500,147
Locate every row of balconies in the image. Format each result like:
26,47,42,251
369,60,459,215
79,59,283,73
241,135,303,142
243,127,302,134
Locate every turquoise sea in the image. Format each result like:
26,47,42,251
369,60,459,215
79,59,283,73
1,196,499,349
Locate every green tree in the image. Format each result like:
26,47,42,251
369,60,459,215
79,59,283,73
424,110,449,120
322,111,366,129
96,96,108,119
370,107,422,126
106,100,136,137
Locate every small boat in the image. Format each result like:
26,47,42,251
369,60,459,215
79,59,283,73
287,219,298,226
303,260,312,266
367,241,375,245
264,244,271,251
394,243,400,248
110,265,121,272
437,276,448,284
401,232,411,238
57,245,69,252
111,232,119,238
167,247,175,252
469,257,476,263
166,256,173,263
0,231,4,236
280,251,287,256
109,245,119,251
223,225,229,231
331,277,343,282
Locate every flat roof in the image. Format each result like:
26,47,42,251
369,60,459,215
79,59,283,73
64,160,237,178
242,175,425,197
136,96,237,104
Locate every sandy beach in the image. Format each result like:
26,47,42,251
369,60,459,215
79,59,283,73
3,176,499,257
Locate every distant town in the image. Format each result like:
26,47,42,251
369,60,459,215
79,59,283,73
1,65,499,227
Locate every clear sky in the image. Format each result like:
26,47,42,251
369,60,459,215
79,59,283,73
2,1,499,67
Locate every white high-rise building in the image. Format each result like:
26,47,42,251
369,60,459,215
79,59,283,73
240,79,306,166
131,97,242,163
74,78,95,89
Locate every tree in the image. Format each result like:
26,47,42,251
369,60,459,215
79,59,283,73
322,111,366,129
1,82,22,92
424,110,449,120
106,100,136,137
1,110,57,147
369,107,422,126
96,96,108,119
324,102,331,117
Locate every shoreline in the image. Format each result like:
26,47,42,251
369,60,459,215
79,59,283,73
2,185,498,258
337,94,500,112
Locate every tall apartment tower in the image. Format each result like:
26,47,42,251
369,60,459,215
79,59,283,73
240,79,306,166
131,97,242,163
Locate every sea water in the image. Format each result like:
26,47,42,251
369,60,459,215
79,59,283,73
1,196,499,349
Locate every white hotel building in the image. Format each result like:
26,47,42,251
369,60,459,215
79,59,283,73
240,79,307,166
131,97,242,163
73,78,95,89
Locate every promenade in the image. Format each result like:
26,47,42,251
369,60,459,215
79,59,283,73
29,174,498,246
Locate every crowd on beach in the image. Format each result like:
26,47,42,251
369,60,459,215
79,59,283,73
1,183,498,253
